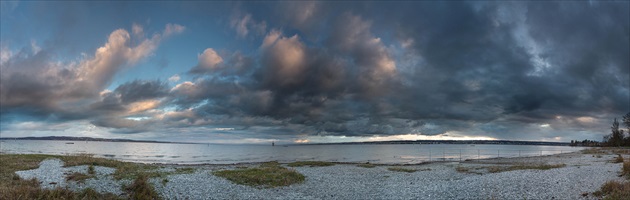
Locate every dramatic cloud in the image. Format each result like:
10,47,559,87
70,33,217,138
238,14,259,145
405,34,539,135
1,24,184,119
189,48,224,73
1,1,628,143
260,30,307,87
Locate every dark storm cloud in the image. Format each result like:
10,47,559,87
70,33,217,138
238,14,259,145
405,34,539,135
114,80,169,104
167,1,628,139
90,80,169,114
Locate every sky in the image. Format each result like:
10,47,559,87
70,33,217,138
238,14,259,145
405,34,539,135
0,1,629,144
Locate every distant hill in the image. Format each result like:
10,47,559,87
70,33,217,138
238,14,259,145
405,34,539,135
304,140,571,146
0,136,188,144
0,136,571,146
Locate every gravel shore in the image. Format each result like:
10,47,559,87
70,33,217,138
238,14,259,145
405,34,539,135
16,151,627,199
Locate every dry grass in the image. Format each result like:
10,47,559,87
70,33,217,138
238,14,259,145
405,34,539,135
124,174,161,200
486,164,566,173
456,166,470,173
387,167,418,173
174,167,195,174
455,163,566,174
582,148,630,155
454,166,485,175
357,163,376,168
613,155,624,163
0,154,123,200
610,148,630,155
213,162,305,188
66,172,94,183
592,180,630,200
88,165,95,175
582,148,606,154
0,154,199,199
287,161,335,167
623,161,630,178
54,153,160,180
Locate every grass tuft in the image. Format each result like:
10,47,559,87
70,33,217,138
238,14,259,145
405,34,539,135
124,174,161,200
88,165,95,175
66,172,93,183
582,148,607,154
287,161,335,167
456,166,470,173
613,155,624,163
487,164,566,173
387,167,418,173
357,163,376,168
213,162,305,188
622,161,630,178
592,180,630,200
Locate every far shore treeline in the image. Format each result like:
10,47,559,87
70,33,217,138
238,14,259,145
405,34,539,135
570,112,630,147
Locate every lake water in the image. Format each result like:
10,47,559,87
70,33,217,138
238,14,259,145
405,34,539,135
0,140,586,164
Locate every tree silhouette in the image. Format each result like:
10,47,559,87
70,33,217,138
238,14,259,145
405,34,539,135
609,118,624,147
623,112,630,130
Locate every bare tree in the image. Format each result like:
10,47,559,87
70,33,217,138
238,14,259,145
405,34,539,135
609,118,624,147
623,112,630,130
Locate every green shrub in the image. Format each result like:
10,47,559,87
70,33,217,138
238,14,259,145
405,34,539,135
213,163,305,188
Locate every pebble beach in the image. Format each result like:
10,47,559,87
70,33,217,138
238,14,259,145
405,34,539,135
15,151,626,199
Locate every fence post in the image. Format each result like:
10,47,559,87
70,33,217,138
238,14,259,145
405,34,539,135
519,150,521,157
429,149,431,162
498,150,500,158
459,149,462,162
443,149,445,161
478,149,480,159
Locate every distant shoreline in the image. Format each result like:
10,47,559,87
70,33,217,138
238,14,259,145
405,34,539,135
0,136,571,146
0,136,196,144
304,140,571,146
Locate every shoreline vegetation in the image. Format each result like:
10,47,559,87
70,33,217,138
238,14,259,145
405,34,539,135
1,148,629,199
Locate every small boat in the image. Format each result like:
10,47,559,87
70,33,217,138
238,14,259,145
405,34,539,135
65,142,74,144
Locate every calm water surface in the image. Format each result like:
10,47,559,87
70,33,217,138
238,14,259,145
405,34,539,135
0,140,585,164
